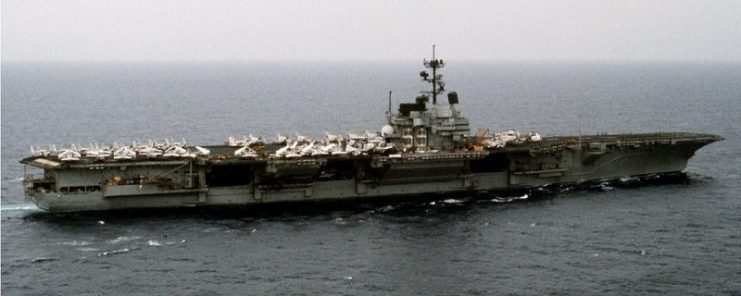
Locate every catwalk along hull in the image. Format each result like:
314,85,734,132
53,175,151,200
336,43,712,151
22,133,720,212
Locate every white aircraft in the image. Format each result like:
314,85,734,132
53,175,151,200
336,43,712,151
275,141,302,158
163,146,189,158
330,147,348,156
274,133,288,144
131,140,163,158
113,147,136,160
320,143,337,153
71,144,87,154
246,134,262,146
234,145,258,158
528,132,542,142
325,132,342,144
483,138,506,149
300,141,316,155
97,144,112,159
284,151,302,158
345,143,360,156
311,148,329,156
193,146,211,156
295,133,309,144
361,142,376,152
275,141,292,156
226,136,239,146
498,130,520,143
83,143,100,159
374,143,395,153
137,146,163,158
346,132,367,141
151,140,167,149
367,137,385,147
171,138,186,147
57,145,81,161
30,145,50,157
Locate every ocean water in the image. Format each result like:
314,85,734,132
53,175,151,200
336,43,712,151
2,61,740,295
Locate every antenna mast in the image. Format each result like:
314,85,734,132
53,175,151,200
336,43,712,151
420,45,445,104
388,91,392,115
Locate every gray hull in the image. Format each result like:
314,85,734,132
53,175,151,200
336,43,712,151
23,133,720,212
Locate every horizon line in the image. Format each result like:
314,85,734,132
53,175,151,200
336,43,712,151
3,58,741,65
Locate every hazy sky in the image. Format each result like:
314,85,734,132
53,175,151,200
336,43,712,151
2,0,740,62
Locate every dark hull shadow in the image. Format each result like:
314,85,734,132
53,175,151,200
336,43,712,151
23,172,698,223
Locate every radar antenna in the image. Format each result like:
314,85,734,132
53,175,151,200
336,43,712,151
420,45,445,104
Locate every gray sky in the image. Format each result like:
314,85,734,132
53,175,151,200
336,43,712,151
2,0,740,62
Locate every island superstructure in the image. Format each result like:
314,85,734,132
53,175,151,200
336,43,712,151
21,49,722,212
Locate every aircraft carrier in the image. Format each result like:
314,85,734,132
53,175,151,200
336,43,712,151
21,49,722,212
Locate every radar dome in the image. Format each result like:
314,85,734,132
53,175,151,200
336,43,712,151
381,125,395,137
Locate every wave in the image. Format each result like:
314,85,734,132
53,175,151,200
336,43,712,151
0,204,40,211
488,193,529,203
442,199,464,204
31,257,57,263
59,240,92,246
97,248,131,257
76,247,99,252
107,236,142,244
2,176,25,183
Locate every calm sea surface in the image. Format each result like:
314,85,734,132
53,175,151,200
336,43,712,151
2,61,740,295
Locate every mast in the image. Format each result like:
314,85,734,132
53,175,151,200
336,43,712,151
421,45,445,104
388,91,392,115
